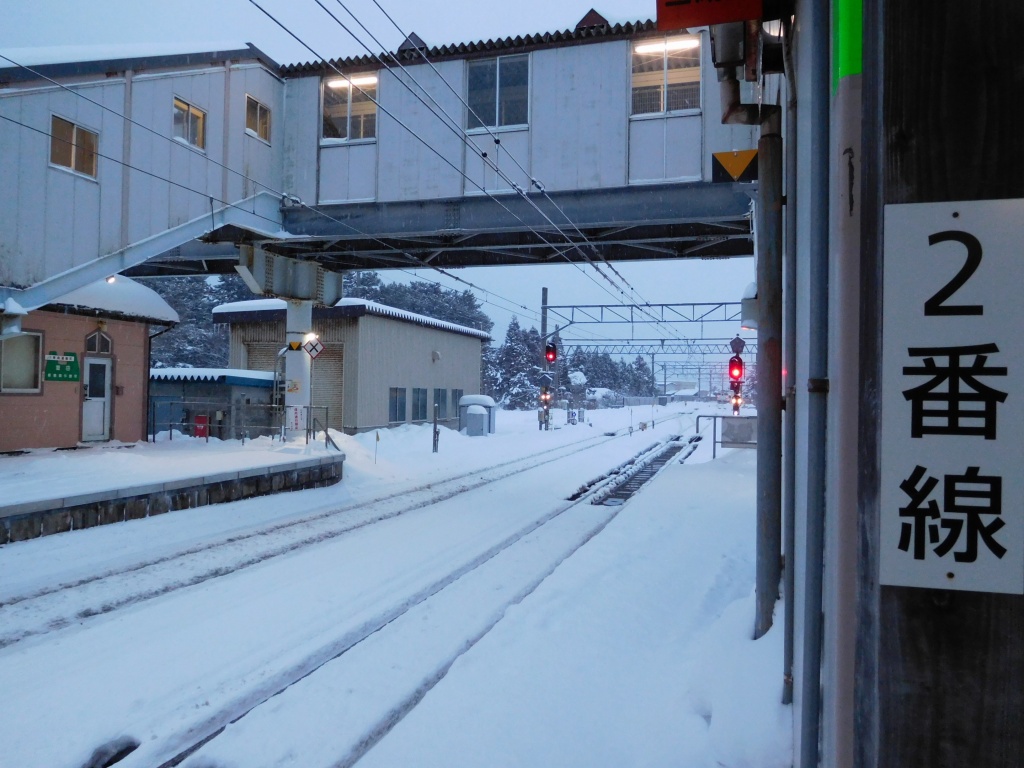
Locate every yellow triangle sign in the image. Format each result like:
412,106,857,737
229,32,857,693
288,341,302,350
713,149,758,181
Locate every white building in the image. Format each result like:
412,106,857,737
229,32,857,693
213,298,489,434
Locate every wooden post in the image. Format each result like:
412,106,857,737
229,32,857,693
859,2,1024,766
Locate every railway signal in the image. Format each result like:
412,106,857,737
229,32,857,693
728,354,744,386
544,342,557,363
728,354,743,415
539,386,552,407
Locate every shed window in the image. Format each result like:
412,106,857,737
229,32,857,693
467,54,529,129
246,95,272,142
412,387,428,421
0,332,42,393
50,116,97,177
323,74,378,140
389,386,406,423
631,36,701,115
433,388,447,420
173,98,206,149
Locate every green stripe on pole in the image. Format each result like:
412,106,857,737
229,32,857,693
833,0,863,91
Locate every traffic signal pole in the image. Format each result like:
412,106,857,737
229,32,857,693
755,114,784,641
540,287,550,430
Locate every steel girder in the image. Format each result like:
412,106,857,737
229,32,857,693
258,181,754,271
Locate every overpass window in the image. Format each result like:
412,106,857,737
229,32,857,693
412,387,428,421
389,386,406,423
246,95,272,143
173,98,206,149
467,54,529,129
0,332,42,393
631,36,701,116
323,74,378,140
49,116,97,177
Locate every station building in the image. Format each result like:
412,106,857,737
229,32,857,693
0,277,177,452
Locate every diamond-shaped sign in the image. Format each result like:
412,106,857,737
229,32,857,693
303,338,324,359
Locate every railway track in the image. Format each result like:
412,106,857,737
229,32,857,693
2,420,704,768
148,434,696,768
0,423,679,651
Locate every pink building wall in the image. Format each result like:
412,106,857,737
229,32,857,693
0,310,151,452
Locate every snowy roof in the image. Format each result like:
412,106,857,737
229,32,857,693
150,368,275,387
50,277,179,325
335,299,491,340
212,298,491,341
459,394,496,407
213,298,288,314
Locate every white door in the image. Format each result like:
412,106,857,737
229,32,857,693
82,357,111,441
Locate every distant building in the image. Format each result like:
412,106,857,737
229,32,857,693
0,278,177,452
213,298,490,434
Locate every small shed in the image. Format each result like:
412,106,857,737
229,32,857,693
458,394,497,434
149,368,276,439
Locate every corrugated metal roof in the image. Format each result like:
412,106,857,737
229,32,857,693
280,19,658,76
149,368,275,387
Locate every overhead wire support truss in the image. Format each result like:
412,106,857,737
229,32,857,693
544,302,744,327
560,340,758,356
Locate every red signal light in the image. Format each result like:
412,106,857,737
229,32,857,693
544,342,557,363
728,354,744,382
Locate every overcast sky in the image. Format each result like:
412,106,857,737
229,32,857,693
1,0,754,350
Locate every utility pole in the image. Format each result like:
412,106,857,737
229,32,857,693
858,2,1024,767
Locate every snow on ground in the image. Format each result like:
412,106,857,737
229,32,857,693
0,402,788,767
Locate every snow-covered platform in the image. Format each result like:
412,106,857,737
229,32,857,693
0,437,344,543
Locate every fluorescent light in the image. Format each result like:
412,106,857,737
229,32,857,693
327,74,378,89
634,38,700,54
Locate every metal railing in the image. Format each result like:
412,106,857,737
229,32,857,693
149,399,333,446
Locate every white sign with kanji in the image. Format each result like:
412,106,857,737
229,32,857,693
881,199,1024,594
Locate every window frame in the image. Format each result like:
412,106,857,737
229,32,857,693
321,73,379,144
245,94,272,144
433,388,448,420
466,53,530,132
173,97,207,150
451,389,464,417
0,331,43,394
630,35,702,118
388,386,407,423
49,115,98,178
85,330,113,355
411,387,428,422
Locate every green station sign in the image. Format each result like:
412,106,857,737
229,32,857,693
44,351,80,382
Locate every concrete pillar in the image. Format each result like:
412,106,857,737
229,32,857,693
284,299,314,440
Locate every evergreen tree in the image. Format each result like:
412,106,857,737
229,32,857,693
481,344,502,399
347,275,493,335
142,274,254,368
342,271,384,302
